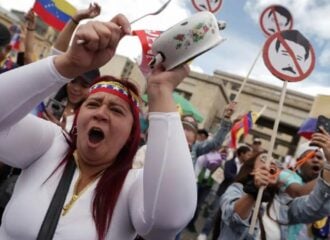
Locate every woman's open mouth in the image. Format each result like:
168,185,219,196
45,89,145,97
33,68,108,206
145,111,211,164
88,127,105,144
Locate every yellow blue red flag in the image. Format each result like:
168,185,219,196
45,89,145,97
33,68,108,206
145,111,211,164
231,111,259,148
33,0,77,31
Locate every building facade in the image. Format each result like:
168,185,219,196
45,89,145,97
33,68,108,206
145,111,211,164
213,70,314,158
2,8,325,159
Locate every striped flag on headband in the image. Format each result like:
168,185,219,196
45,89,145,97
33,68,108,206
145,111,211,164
89,81,140,109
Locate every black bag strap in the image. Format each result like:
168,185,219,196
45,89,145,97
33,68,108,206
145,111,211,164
37,156,76,240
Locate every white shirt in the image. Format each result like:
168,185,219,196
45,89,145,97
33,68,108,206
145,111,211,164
257,202,281,240
0,57,197,240
234,157,243,173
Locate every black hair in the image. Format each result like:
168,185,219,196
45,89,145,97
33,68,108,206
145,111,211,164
0,23,11,48
275,30,310,60
197,128,209,138
236,145,252,157
54,84,68,102
268,6,291,26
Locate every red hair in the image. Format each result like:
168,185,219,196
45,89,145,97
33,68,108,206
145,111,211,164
69,76,141,240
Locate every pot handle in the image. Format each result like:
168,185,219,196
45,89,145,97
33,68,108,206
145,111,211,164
217,20,226,30
148,52,164,69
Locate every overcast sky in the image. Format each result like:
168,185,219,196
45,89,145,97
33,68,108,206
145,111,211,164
1,0,330,96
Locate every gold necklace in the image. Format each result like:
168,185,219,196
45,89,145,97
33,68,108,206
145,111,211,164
62,153,104,216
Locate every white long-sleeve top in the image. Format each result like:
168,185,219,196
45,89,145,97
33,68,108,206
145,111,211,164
0,57,197,240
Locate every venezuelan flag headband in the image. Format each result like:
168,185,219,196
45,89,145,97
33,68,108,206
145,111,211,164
89,81,140,113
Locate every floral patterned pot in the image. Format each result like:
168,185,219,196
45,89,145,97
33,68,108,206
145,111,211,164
149,11,225,70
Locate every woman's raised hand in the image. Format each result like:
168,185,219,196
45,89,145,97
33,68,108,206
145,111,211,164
147,64,190,112
311,126,330,162
73,2,101,22
25,8,36,30
54,14,131,79
252,165,272,188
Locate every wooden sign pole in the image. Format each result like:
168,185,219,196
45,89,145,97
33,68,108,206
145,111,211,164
234,47,263,103
248,80,288,235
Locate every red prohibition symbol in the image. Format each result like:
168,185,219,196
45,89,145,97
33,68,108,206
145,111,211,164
191,0,223,13
259,5,293,37
263,30,315,82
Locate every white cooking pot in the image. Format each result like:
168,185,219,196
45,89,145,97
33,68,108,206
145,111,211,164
149,11,226,70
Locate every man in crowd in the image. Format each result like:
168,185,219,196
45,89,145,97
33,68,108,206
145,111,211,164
250,137,264,154
278,142,326,239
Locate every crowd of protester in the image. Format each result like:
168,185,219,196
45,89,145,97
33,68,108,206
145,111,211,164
1,3,330,240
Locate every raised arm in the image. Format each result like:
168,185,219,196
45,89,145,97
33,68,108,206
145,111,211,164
53,3,101,52
281,173,316,198
54,14,130,79
129,65,197,239
0,16,131,167
192,102,235,160
24,8,36,64
0,16,130,128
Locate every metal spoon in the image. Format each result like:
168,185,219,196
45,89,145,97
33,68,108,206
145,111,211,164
77,0,172,44
130,0,172,24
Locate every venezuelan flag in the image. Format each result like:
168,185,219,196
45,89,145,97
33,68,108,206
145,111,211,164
33,0,77,31
231,111,260,148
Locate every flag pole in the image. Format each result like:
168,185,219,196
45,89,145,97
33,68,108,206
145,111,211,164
257,105,267,117
248,80,288,235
